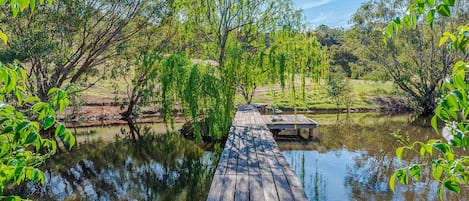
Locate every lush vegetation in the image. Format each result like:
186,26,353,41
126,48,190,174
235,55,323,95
386,0,469,200
1,0,468,200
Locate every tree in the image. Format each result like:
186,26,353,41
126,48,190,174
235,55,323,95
0,2,75,200
313,25,344,48
326,73,351,113
0,0,166,101
387,0,469,199
351,0,468,115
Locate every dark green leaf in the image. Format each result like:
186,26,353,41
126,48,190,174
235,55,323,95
443,178,460,193
426,9,435,28
24,132,38,144
55,123,66,137
396,169,409,185
16,121,30,131
409,165,421,180
43,116,55,130
443,0,455,6
437,4,451,17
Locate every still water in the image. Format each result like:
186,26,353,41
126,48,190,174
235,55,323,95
12,113,469,200
280,113,468,201
12,124,220,201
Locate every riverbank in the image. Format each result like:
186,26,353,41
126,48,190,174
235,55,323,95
60,79,410,128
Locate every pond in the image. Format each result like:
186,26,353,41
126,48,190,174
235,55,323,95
10,113,469,200
11,124,220,201
280,113,469,201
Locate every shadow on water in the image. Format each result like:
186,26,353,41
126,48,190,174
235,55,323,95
280,112,469,201
9,123,221,201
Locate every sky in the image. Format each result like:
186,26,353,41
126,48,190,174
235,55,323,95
292,0,369,29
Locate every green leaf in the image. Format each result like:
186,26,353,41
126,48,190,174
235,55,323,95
431,115,438,132
0,31,8,44
432,163,443,181
434,143,451,153
389,171,398,192
24,96,40,103
11,0,19,17
443,0,455,6
426,9,435,28
396,147,405,160
43,116,55,130
386,22,395,37
426,0,435,6
55,123,66,137
24,132,38,144
419,146,426,157
63,131,75,150
437,4,451,17
16,121,30,131
30,0,35,11
18,0,29,11
396,169,409,185
443,178,460,193
409,164,421,180
2,126,13,134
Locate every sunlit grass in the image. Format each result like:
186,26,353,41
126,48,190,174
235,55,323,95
236,79,396,110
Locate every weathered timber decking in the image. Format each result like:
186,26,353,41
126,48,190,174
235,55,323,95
207,105,308,201
261,115,318,130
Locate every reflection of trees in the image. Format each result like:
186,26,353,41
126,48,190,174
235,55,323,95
317,113,435,155
12,133,219,201
344,148,469,201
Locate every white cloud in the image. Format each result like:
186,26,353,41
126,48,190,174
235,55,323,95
296,0,333,10
310,12,329,24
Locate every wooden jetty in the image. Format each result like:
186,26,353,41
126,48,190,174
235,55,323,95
207,105,308,201
262,114,318,140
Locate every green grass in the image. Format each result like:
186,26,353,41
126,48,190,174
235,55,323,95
236,79,395,110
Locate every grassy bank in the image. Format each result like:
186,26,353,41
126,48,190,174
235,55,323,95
235,79,395,110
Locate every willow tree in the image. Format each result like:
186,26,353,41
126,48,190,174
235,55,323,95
156,0,328,140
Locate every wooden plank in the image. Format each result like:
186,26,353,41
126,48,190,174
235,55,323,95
273,174,295,201
219,175,237,201
207,105,308,201
207,175,223,201
286,174,309,201
249,175,265,201
236,132,248,175
216,129,235,175
226,132,239,175
247,133,260,175
261,173,280,201
235,175,249,201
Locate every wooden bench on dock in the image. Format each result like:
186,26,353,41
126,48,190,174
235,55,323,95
207,105,308,201
262,114,318,140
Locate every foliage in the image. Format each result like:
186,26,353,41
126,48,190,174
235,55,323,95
121,50,161,120
388,0,469,199
0,63,75,200
0,0,171,101
0,0,52,44
156,0,329,140
351,0,468,115
326,73,351,111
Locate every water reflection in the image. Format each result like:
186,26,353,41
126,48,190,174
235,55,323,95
281,113,469,201
12,127,219,201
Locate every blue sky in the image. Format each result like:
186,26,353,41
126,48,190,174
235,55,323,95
292,0,369,29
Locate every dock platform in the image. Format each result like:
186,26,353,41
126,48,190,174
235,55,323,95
262,114,318,140
207,105,308,201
